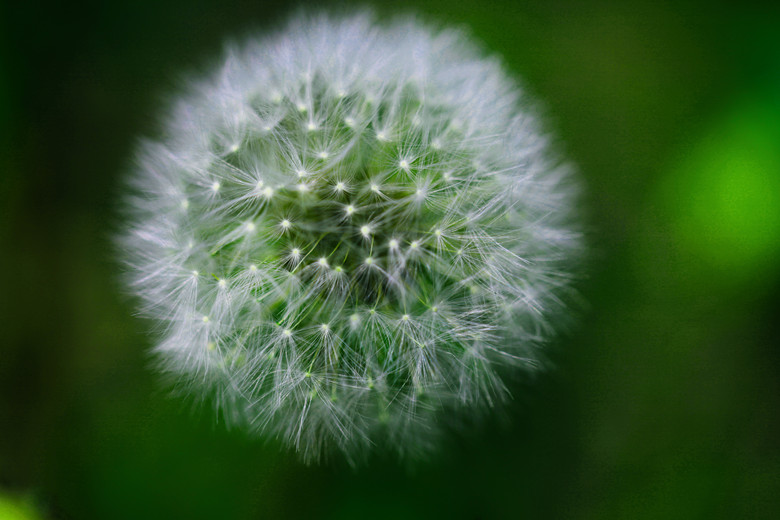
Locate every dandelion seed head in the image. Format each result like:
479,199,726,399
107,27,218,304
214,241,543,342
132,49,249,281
119,12,582,465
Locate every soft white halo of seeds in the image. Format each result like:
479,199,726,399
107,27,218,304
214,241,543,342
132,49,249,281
120,13,581,463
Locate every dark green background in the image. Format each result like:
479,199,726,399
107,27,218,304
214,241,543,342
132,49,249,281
2,0,779,518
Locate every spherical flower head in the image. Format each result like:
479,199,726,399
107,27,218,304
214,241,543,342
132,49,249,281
119,12,582,464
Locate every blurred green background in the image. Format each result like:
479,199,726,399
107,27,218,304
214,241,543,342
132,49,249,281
2,0,779,518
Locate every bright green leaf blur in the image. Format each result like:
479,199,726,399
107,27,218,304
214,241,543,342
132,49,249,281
0,493,44,520
662,91,780,284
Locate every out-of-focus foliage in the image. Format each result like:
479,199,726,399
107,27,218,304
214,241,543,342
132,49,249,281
661,91,780,285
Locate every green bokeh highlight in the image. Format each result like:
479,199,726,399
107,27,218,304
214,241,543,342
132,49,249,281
662,91,780,284
0,492,44,520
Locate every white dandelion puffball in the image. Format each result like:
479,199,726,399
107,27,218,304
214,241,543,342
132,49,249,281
120,13,581,463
